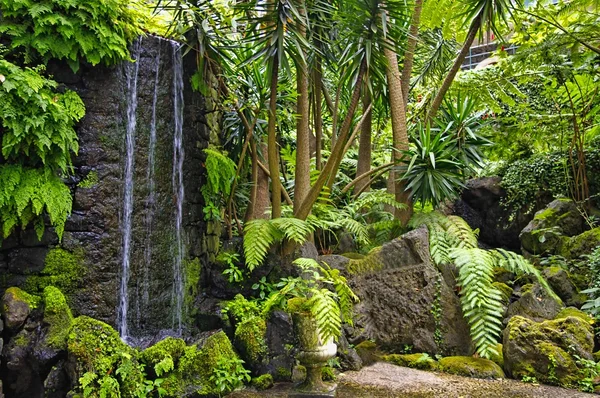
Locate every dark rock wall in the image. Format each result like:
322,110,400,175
0,36,209,335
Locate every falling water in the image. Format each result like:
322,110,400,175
171,41,185,334
117,39,141,340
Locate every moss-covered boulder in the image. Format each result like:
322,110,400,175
383,353,439,371
251,374,274,390
561,227,600,259
233,316,267,372
503,315,594,387
1,287,39,330
42,286,73,349
555,307,593,325
355,341,379,366
439,356,505,379
505,283,563,323
519,199,584,255
542,267,583,307
141,336,187,378
488,343,504,369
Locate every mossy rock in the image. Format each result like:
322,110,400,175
561,228,600,259
141,336,187,370
488,343,504,369
24,248,84,296
503,315,594,387
179,331,242,396
251,374,273,390
555,307,593,325
594,351,600,363
2,286,39,330
234,315,267,367
347,247,384,275
355,340,379,366
322,366,336,381
341,252,365,260
383,353,439,371
439,356,505,379
43,286,73,349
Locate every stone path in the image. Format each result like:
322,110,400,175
229,362,597,397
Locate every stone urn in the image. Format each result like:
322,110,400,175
290,298,337,395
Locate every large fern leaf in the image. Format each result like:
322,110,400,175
271,217,314,244
307,288,342,343
243,219,282,271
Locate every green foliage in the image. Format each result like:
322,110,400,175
581,246,600,317
234,316,268,364
222,294,262,326
78,171,99,189
0,0,147,71
251,374,274,390
263,258,359,343
183,258,201,321
202,148,237,221
414,212,559,358
209,356,251,395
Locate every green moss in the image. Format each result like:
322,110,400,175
321,366,336,381
341,252,365,260
178,331,241,396
593,351,600,363
24,248,84,295
355,340,379,366
383,353,439,371
43,286,73,349
287,297,310,314
234,316,267,364
4,286,40,310
488,343,504,369
555,307,594,325
184,258,201,321
276,366,292,380
562,228,600,259
520,283,534,294
492,282,513,304
347,247,383,275
223,294,261,326
77,171,98,188
251,374,274,390
534,207,558,221
141,337,187,369
14,333,30,347
439,356,505,379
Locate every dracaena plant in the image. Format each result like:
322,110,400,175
262,258,359,343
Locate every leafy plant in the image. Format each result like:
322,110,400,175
263,258,359,343
252,277,276,300
201,148,237,221
412,212,559,358
209,356,251,396
217,251,244,283
581,246,600,317
0,0,147,71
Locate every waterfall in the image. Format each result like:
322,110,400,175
171,41,185,334
117,38,141,340
138,47,161,330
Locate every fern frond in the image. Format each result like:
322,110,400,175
450,247,503,359
271,217,314,244
446,216,478,249
307,288,342,343
243,219,282,271
338,218,370,246
491,248,560,302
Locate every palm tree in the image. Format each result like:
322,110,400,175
427,0,520,121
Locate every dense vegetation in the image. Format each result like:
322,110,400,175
1,0,600,396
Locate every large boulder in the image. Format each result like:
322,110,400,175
503,315,594,387
519,199,585,255
1,287,38,331
347,228,472,355
505,283,563,323
450,177,538,250
542,267,584,307
561,227,600,259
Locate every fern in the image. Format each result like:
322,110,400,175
0,0,147,71
271,217,315,244
307,288,342,342
417,213,559,358
243,219,282,271
201,147,237,221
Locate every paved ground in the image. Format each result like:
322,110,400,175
229,362,597,397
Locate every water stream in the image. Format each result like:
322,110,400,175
117,38,141,340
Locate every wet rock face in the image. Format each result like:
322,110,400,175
0,36,209,335
348,228,473,355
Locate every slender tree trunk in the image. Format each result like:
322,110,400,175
294,0,311,212
427,15,481,122
246,141,270,220
385,45,412,224
401,0,424,108
313,64,323,171
355,82,372,195
294,60,367,220
268,55,281,218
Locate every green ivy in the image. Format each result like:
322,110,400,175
0,0,147,71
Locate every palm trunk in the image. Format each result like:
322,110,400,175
246,140,270,220
427,15,481,122
355,82,372,195
268,56,281,218
384,45,412,224
401,0,423,108
294,59,367,220
294,0,311,212
313,63,323,171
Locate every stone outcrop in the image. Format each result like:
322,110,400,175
503,315,594,387
505,283,563,324
346,228,472,355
